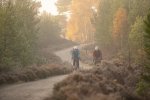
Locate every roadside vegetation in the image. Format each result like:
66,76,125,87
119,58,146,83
0,51,73,85
0,0,74,85
46,60,142,100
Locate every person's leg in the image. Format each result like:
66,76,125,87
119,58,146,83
95,57,99,65
93,57,95,64
97,58,102,66
76,59,79,69
73,59,76,70
73,59,75,66
94,58,96,65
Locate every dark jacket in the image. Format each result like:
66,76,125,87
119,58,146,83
93,50,102,59
72,49,80,59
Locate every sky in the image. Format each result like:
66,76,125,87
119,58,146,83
37,0,58,15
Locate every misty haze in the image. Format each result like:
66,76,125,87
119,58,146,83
0,0,150,100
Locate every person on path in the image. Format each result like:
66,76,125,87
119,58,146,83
93,46,102,65
71,46,80,70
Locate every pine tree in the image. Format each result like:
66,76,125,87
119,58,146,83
112,7,128,53
143,10,150,84
0,0,40,71
137,10,150,96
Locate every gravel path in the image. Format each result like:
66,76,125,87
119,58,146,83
55,44,93,70
0,44,92,100
0,75,67,100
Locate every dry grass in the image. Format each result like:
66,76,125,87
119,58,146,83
0,50,73,85
0,63,73,85
0,38,76,85
46,60,143,100
43,44,145,100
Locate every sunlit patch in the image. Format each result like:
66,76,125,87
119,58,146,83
37,0,58,15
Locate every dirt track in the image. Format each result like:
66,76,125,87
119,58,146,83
0,45,92,100
0,75,67,100
55,44,93,70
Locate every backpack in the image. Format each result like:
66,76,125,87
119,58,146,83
72,49,80,59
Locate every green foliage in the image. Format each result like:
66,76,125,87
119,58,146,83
0,0,40,71
129,17,145,64
95,0,150,95
136,81,150,95
95,0,150,58
144,13,150,70
128,0,150,25
138,10,150,95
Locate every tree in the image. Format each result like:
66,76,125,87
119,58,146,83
136,10,150,97
112,7,128,53
142,10,150,94
95,0,113,48
13,0,40,66
66,0,99,42
56,0,71,37
129,17,145,64
0,0,17,70
0,0,40,71
128,0,150,26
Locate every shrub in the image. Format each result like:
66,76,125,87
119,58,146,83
47,61,143,100
0,63,73,85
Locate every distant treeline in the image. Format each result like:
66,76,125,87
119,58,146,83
0,0,60,71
